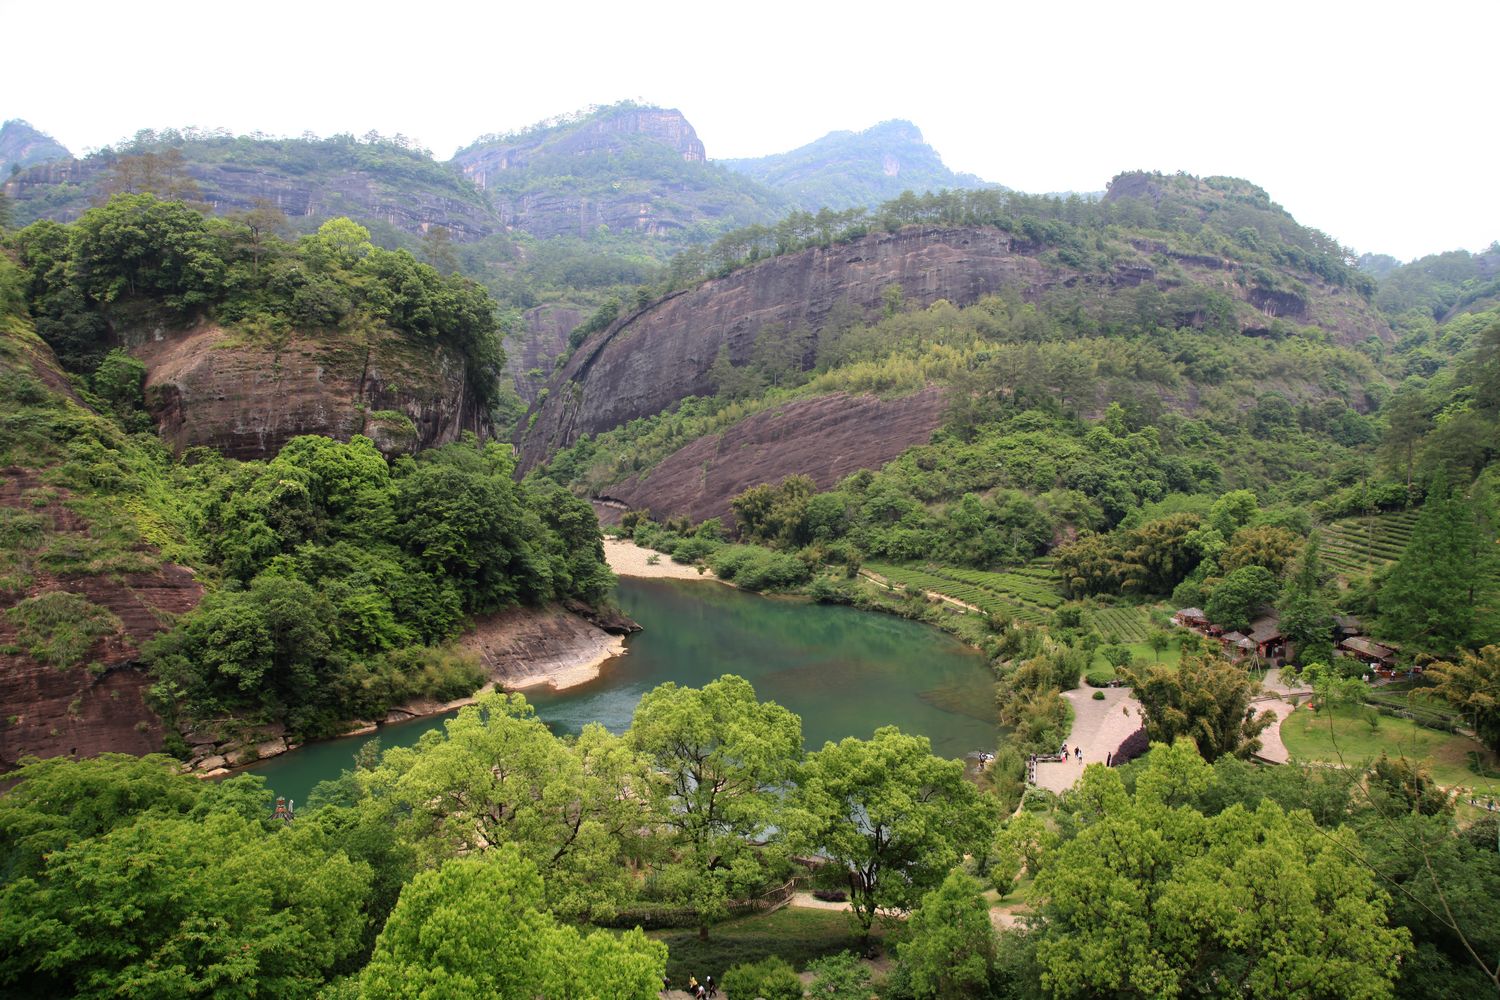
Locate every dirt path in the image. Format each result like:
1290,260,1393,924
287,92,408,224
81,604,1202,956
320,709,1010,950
1033,687,1144,793
857,569,982,614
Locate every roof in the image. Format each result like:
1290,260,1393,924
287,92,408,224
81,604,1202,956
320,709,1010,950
1221,632,1255,650
1247,616,1282,643
1342,636,1397,660
1175,608,1206,619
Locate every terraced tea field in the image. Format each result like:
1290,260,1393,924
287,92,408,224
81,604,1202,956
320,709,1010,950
864,561,1063,625
1089,606,1151,643
1320,509,1418,577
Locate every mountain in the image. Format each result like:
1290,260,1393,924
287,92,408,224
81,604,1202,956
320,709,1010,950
451,103,785,246
519,173,1392,523
720,119,996,212
0,119,71,177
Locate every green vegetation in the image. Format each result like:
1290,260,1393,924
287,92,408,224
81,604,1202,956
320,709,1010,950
2,591,120,668
1280,702,1500,796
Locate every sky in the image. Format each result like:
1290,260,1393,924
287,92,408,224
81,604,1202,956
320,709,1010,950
4,0,1495,261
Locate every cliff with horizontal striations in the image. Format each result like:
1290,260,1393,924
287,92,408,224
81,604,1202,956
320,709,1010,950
130,323,490,460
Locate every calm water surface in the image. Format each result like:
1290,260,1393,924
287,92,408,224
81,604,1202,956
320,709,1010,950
248,578,997,803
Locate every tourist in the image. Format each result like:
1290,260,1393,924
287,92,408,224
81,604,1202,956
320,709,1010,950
705,973,717,996
1075,747,1082,762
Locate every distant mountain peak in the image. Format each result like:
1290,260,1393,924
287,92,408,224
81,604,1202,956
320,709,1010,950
0,119,71,176
719,119,997,212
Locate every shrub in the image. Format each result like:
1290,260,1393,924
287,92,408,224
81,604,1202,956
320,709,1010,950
709,545,810,591
1112,727,1150,766
1085,668,1114,688
1092,690,1106,701
722,955,803,1000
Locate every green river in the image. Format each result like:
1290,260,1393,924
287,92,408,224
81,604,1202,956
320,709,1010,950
248,577,998,804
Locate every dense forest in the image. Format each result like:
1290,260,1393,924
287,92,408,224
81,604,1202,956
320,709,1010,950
4,112,1500,997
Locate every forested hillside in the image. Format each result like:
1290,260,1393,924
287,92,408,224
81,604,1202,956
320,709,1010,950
0,200,615,767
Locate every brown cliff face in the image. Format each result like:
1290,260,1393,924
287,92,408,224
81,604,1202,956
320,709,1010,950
131,323,489,460
517,226,1062,469
517,224,1392,471
0,471,201,771
604,389,951,524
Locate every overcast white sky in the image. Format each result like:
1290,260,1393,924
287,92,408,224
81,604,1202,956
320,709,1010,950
4,0,1494,260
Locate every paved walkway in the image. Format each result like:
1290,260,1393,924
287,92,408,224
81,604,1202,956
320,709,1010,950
1033,687,1143,792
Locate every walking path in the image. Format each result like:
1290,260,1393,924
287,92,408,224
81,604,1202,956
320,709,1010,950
1032,687,1143,793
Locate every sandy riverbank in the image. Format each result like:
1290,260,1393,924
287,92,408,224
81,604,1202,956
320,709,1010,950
605,537,718,580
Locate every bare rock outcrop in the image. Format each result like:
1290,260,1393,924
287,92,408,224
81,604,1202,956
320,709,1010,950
457,604,636,692
517,224,1393,471
607,389,951,524
130,323,489,460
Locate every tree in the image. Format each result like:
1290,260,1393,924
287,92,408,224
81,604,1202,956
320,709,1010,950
899,870,998,1000
1280,533,1334,665
991,811,1059,893
795,726,998,945
0,810,371,999
1220,524,1303,577
1425,645,1500,755
360,692,648,919
360,846,665,1000
1204,564,1279,632
627,675,803,937
70,193,225,314
1380,475,1486,654
1033,744,1409,999
1146,627,1173,662
1124,653,1275,761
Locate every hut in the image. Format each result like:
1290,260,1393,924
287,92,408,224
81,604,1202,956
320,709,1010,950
1247,616,1285,662
1219,631,1256,661
1174,608,1208,630
1340,635,1399,670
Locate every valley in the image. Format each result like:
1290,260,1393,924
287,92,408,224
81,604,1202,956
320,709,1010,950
3,91,1500,997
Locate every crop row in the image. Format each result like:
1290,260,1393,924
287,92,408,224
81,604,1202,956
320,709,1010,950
866,563,1052,625
1091,606,1150,643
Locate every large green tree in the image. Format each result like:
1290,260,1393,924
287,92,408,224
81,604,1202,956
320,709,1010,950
0,811,371,999
1425,645,1500,755
1033,743,1409,999
627,675,803,936
794,726,998,943
361,692,648,919
898,870,999,999
1380,475,1490,654
360,846,665,1000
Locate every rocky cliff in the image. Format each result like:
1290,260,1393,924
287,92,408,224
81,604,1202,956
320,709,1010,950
604,388,952,524
506,304,584,404
130,323,490,460
4,135,500,240
517,223,1393,471
0,469,201,771
451,104,781,243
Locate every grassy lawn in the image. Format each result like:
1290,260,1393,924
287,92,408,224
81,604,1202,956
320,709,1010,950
1088,634,1185,682
650,906,879,983
1280,703,1500,798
